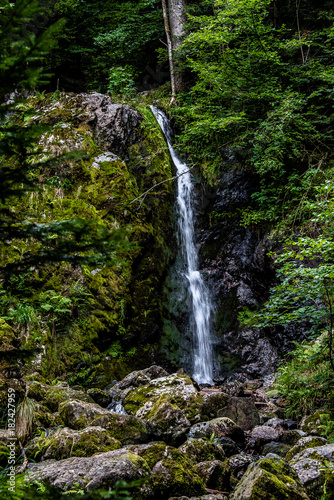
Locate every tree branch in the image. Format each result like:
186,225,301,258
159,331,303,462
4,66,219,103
129,166,195,207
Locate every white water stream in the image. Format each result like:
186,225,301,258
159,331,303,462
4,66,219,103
151,106,214,385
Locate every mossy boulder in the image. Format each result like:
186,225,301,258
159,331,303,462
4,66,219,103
290,444,334,498
300,410,332,436
132,443,190,470
200,391,231,420
143,393,191,444
27,381,94,412
25,448,152,498
262,441,291,458
286,436,329,462
217,397,260,431
194,460,231,491
87,388,111,407
59,399,110,429
229,457,310,499
151,456,206,499
123,373,203,422
41,426,121,459
178,438,225,464
189,417,244,444
110,365,169,399
33,401,63,429
90,411,149,444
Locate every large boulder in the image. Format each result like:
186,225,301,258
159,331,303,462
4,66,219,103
247,425,283,451
27,381,94,412
59,399,110,429
109,365,169,401
290,444,334,498
217,397,260,431
199,391,231,420
41,426,121,460
87,388,111,407
299,411,332,436
141,393,191,444
194,460,231,491
286,436,329,462
25,448,152,498
189,417,244,444
123,373,203,422
229,457,310,499
179,438,225,464
150,456,205,499
90,411,149,444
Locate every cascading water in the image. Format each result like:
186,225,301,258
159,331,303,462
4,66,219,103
151,106,215,385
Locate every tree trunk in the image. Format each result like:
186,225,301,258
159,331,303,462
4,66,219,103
161,0,176,104
162,0,186,104
168,0,187,93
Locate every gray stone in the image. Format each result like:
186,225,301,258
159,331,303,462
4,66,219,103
179,438,225,464
25,448,152,495
189,417,244,443
290,444,334,498
59,399,110,429
217,396,260,431
194,460,231,491
229,456,310,499
286,436,328,461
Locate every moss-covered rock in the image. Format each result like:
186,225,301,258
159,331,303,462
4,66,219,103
132,443,189,470
90,411,149,444
281,430,308,446
189,417,244,444
27,381,94,412
151,456,206,499
194,460,231,491
262,441,291,458
41,426,121,459
123,374,203,423
300,410,332,436
290,444,334,498
25,448,152,498
143,393,191,444
59,399,110,429
286,436,329,462
1,93,175,388
86,388,111,407
200,391,231,420
178,438,225,464
229,457,310,499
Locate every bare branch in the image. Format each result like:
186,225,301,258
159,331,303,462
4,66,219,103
130,166,195,206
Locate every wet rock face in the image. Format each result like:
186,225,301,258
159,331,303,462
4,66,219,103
78,93,142,154
195,167,309,378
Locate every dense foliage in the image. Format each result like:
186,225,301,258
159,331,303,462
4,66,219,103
2,0,334,417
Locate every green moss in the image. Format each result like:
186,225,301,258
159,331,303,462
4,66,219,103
231,458,309,500
90,413,149,444
179,438,225,464
1,94,176,386
151,455,206,499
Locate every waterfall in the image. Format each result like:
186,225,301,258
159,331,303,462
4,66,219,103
151,106,214,385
